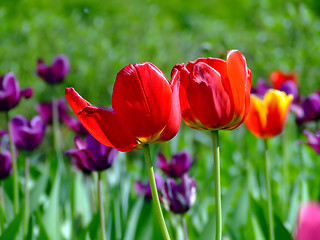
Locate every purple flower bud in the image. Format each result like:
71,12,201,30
295,202,320,240
65,134,118,173
295,92,320,124
36,55,70,84
279,80,299,102
10,115,46,151
135,173,164,201
157,151,193,178
0,151,12,180
36,97,87,135
61,115,88,135
0,73,33,111
301,129,320,154
250,78,270,98
161,174,196,214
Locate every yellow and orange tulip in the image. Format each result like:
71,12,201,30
245,90,293,139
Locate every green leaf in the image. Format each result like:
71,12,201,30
30,164,49,213
43,170,61,240
36,211,50,240
0,206,24,240
123,197,144,240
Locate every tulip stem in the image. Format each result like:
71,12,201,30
142,144,171,240
182,216,189,240
212,130,222,240
97,172,107,240
264,140,275,240
5,111,19,215
0,183,5,234
52,96,63,164
23,156,30,237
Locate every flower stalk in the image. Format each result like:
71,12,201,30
23,156,30,237
142,144,171,240
212,130,222,240
264,140,275,240
98,172,106,240
5,111,19,215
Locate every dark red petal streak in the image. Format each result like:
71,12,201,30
112,63,172,140
79,106,138,152
187,62,232,128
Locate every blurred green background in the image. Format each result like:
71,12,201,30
1,0,320,239
2,0,320,108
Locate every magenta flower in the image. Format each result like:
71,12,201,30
301,129,320,154
10,115,46,151
36,97,87,135
161,174,196,214
0,72,33,111
157,151,193,178
295,92,320,125
36,55,70,84
295,202,320,240
65,134,118,173
135,173,164,201
0,151,12,180
250,78,270,98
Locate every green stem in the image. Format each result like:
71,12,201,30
23,156,30,237
264,140,275,240
212,131,222,240
5,111,19,215
182,216,189,240
142,144,171,240
52,96,63,163
0,183,5,234
97,172,106,240
281,130,288,216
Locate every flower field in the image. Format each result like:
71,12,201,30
1,0,320,240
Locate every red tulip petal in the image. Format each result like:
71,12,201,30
187,62,232,129
186,58,228,80
65,88,138,152
112,63,172,142
227,50,250,122
79,106,138,152
173,64,206,130
157,67,181,142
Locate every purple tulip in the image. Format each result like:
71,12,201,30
161,174,196,214
280,80,299,102
36,55,70,84
0,151,12,180
295,202,320,240
157,151,193,178
295,92,320,125
10,115,46,151
301,129,320,154
36,97,87,135
250,78,270,98
135,173,164,201
65,134,118,173
0,72,33,111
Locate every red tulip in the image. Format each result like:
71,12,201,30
66,62,181,152
270,70,297,90
174,49,252,131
